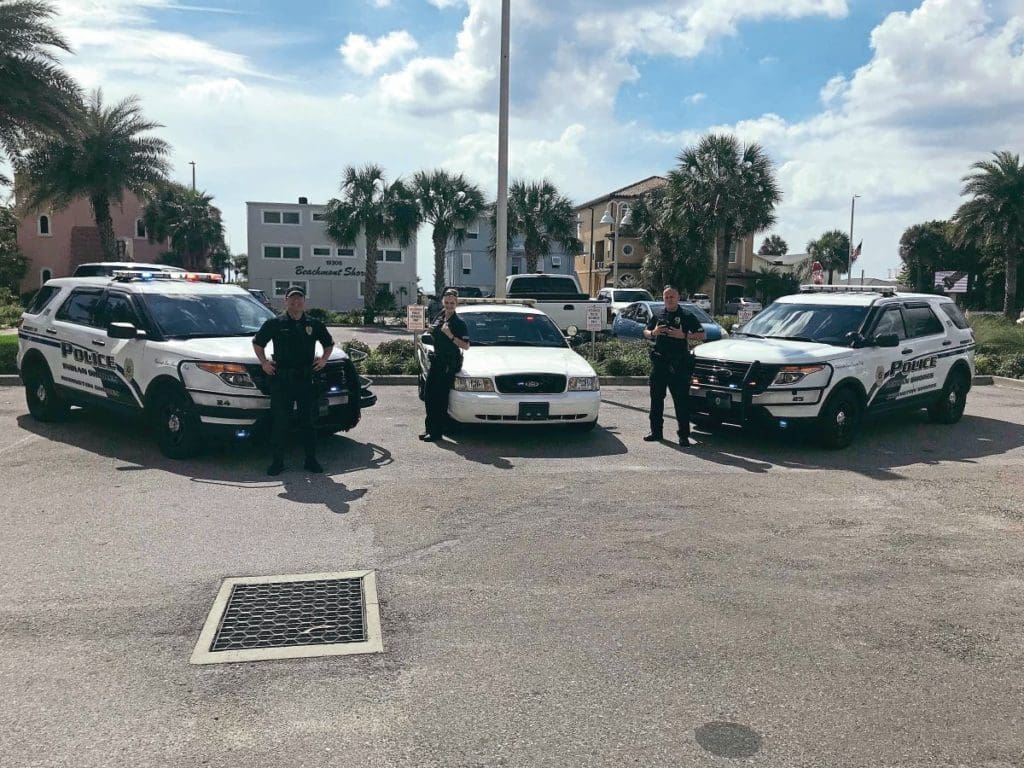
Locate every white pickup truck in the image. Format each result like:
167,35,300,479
504,273,611,333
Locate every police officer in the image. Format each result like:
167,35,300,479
643,285,705,445
253,286,334,475
420,288,470,442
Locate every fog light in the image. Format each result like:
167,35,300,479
778,420,788,429
329,386,341,393
235,429,250,439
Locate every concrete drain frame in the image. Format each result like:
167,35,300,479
190,570,382,665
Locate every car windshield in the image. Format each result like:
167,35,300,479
646,302,713,324
462,311,567,347
142,292,275,339
737,302,869,345
614,290,653,302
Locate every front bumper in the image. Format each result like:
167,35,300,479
689,383,825,427
448,389,601,425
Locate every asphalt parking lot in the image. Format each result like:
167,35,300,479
1,384,1023,768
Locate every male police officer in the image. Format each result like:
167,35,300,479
253,286,334,475
643,285,705,445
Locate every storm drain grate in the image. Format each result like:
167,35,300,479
190,571,382,664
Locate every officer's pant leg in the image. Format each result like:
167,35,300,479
667,362,692,438
296,379,317,459
424,363,450,436
269,380,292,461
648,361,668,435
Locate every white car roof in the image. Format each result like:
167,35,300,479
457,303,551,316
46,276,247,295
774,291,949,307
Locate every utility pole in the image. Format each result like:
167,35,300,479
189,161,196,191
848,194,860,279
494,0,510,298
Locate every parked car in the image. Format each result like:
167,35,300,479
595,287,655,316
724,297,763,316
248,288,273,309
689,293,712,311
610,301,727,342
690,286,975,448
445,285,484,298
73,262,186,278
504,273,611,333
415,303,600,430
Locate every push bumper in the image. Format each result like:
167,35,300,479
689,383,825,428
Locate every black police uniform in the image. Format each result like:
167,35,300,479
253,312,334,462
423,311,469,438
645,306,704,440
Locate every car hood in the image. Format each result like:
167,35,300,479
461,346,596,377
155,336,347,363
695,338,850,365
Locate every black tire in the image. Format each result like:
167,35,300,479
817,387,862,450
23,359,70,422
928,369,969,424
333,359,363,431
151,388,203,459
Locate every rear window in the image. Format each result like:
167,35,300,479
73,265,109,277
26,286,62,314
508,276,579,294
939,302,970,330
903,304,944,338
55,288,102,326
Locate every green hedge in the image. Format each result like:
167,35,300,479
0,334,18,374
969,315,1024,380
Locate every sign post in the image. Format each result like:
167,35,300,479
407,304,426,349
585,303,604,359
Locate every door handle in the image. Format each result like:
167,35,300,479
901,348,913,355
942,340,952,346
45,328,59,335
91,340,106,347
563,304,575,310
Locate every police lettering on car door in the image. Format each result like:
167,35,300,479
58,339,137,405
872,354,940,404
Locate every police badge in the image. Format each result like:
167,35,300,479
306,325,312,335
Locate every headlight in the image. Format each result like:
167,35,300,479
453,376,495,392
568,376,599,391
197,362,256,388
771,365,826,387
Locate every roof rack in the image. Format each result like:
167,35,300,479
112,270,223,283
799,284,895,297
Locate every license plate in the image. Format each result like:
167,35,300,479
707,391,732,410
518,402,550,420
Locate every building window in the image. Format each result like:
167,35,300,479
40,268,53,284
273,280,307,297
551,255,562,268
461,252,472,275
311,211,326,222
135,218,146,238
337,247,355,258
621,244,633,257
312,246,332,257
375,249,402,263
511,261,520,275
729,242,740,264
38,215,51,236
263,245,302,259
465,221,479,240
263,210,300,225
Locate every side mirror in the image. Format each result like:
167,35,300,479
420,333,433,345
874,333,899,348
565,325,579,338
108,321,138,340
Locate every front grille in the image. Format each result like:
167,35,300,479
494,373,566,394
211,577,366,652
474,413,587,421
693,359,777,394
247,362,350,396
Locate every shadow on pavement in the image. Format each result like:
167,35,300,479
602,398,1024,478
429,423,628,469
15,409,391,515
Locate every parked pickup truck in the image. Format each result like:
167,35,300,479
504,273,611,333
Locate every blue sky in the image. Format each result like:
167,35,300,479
39,0,1024,285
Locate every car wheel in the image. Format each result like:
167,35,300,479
928,369,969,424
818,388,862,450
23,359,70,422
152,388,203,459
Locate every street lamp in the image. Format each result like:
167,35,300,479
600,202,632,288
848,194,861,281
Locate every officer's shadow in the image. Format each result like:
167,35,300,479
276,472,368,515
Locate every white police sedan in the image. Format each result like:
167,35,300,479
416,303,601,431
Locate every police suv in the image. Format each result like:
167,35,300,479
17,271,375,458
689,286,975,448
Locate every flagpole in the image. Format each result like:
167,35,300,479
848,194,860,280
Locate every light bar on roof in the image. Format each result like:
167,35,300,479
799,284,895,296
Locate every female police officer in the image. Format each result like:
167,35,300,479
420,288,470,442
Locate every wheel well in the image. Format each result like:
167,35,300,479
949,360,972,383
144,376,186,413
828,378,867,407
20,349,48,374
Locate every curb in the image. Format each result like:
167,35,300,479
990,375,1024,390
972,375,993,385
0,374,20,387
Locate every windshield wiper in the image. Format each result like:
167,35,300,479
734,331,764,339
764,335,823,343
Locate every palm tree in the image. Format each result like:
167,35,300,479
324,164,420,321
951,151,1024,319
0,0,82,185
668,134,781,314
758,234,788,256
632,186,712,296
16,89,170,259
753,266,799,304
806,230,850,285
142,183,225,271
496,179,581,274
412,169,486,294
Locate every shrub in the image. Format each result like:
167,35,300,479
375,338,416,360
363,353,403,375
401,357,422,376
715,315,738,334
974,353,997,375
995,353,1024,380
0,288,23,328
0,334,17,374
970,314,1024,355
306,307,334,323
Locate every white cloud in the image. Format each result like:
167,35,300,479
685,92,707,105
340,30,419,76
371,0,392,7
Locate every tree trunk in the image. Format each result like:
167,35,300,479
525,247,538,274
828,268,835,285
433,226,447,295
1004,251,1019,320
713,229,729,315
90,194,118,260
364,236,378,322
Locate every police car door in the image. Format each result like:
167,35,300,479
864,303,909,409
95,290,147,409
897,302,947,401
50,287,108,400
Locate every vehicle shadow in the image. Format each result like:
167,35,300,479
430,423,628,469
603,399,1024,478
14,409,391,515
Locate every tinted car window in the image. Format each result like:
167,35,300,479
939,302,970,329
903,305,944,338
873,306,907,339
100,293,142,327
507,276,579,294
55,289,102,326
26,286,62,315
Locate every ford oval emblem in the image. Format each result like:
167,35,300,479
522,380,540,389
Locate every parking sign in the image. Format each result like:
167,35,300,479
406,304,426,332
585,303,604,332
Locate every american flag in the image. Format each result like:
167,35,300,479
851,241,862,262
